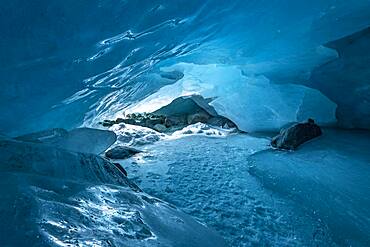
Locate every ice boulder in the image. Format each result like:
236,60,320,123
15,127,116,154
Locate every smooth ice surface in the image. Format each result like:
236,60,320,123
119,129,370,246
15,127,117,154
128,63,337,132
2,1,370,133
0,138,226,246
248,129,370,246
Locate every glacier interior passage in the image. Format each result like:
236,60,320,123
0,1,370,246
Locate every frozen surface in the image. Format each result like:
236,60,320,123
120,129,370,246
128,63,337,132
0,138,226,246
248,129,370,246
15,127,117,154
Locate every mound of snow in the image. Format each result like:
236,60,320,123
170,123,237,139
110,123,166,146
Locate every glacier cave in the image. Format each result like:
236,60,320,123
0,1,370,246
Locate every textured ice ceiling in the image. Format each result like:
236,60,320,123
1,0,370,134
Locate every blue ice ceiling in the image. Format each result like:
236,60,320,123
1,0,370,135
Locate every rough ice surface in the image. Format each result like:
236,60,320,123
121,129,370,246
128,63,337,132
15,127,117,154
0,138,226,246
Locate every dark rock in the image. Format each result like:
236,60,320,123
164,116,187,127
187,113,210,124
153,124,167,132
105,146,141,159
271,119,322,150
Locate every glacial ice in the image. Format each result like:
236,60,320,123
128,63,337,132
309,27,370,129
15,127,117,154
1,1,370,246
0,138,226,246
248,129,370,246
1,1,370,133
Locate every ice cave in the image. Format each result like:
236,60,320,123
1,1,370,246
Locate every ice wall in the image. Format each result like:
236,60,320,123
1,0,370,134
308,27,370,129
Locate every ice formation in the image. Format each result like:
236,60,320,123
1,1,370,133
1,1,370,246
128,63,337,132
0,138,226,246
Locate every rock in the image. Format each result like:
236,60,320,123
187,113,209,124
105,146,141,159
271,119,322,150
153,124,167,132
145,118,164,128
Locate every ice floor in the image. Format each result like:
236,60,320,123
120,129,370,246
0,137,226,247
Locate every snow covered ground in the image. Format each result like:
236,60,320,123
118,128,370,246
